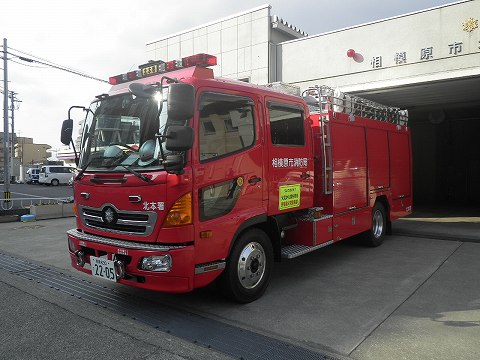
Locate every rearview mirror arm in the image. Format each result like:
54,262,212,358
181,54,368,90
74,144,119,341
160,76,178,86
67,106,88,166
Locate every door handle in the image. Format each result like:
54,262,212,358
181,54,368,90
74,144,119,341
248,176,262,185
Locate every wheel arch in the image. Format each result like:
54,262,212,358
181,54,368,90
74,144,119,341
227,213,285,263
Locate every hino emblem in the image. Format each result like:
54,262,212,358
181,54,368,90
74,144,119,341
102,206,117,225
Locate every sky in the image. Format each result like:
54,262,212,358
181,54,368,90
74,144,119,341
1,0,459,151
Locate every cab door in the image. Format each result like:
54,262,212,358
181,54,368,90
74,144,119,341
193,91,264,264
265,98,314,215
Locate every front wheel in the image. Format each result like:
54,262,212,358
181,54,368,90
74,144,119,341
51,179,60,186
217,228,273,303
363,202,386,247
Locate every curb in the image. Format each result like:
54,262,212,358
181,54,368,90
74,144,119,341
0,215,20,223
394,230,480,244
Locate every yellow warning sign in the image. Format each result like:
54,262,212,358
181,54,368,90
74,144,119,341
279,184,301,210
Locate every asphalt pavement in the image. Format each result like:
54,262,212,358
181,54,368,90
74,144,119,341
0,211,479,360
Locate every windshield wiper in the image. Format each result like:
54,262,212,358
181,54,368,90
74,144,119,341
76,153,151,183
76,158,95,180
118,164,151,183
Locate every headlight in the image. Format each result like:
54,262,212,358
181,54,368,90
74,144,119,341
140,255,172,272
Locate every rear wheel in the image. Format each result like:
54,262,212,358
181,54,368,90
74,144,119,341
364,202,386,247
51,179,60,186
217,228,273,303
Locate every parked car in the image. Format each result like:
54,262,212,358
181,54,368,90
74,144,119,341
26,168,40,184
38,166,75,186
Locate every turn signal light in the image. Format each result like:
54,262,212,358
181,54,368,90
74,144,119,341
163,193,192,227
200,230,213,238
72,202,78,217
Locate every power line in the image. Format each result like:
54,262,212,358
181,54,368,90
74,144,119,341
9,58,49,69
8,46,65,66
7,48,108,83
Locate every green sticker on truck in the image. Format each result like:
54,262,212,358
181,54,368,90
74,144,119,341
279,184,301,210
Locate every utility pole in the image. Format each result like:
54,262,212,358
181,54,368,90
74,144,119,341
2,38,11,204
10,91,17,183
10,91,22,182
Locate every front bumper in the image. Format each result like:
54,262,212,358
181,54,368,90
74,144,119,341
67,229,195,293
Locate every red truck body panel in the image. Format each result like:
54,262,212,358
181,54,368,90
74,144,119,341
66,60,412,297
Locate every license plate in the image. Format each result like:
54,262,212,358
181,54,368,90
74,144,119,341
90,256,117,282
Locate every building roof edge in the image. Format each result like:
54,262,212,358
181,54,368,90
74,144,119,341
146,4,271,46
279,0,471,46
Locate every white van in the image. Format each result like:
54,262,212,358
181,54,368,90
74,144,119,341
26,168,40,184
38,166,75,186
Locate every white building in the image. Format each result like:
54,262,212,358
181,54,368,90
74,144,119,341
147,1,480,207
146,4,307,85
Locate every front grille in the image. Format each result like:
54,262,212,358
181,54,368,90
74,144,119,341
79,204,157,236
83,208,149,222
85,220,147,233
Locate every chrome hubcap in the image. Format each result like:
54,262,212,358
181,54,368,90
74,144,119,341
237,242,266,289
372,210,384,238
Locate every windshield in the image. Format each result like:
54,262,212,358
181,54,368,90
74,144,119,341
78,91,169,172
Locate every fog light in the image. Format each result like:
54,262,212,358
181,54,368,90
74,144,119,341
114,260,125,279
75,250,85,267
140,255,172,272
68,238,76,252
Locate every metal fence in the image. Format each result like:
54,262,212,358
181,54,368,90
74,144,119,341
0,196,74,211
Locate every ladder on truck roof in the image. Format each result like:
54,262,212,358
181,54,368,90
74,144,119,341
320,115,333,195
303,85,409,126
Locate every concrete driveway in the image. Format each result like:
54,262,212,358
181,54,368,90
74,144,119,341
0,216,479,359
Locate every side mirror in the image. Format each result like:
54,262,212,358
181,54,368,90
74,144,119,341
167,83,194,121
165,126,194,151
164,154,185,174
61,119,74,145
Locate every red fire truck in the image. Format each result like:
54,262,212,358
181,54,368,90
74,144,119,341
61,53,412,303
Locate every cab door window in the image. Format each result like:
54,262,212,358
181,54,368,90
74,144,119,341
198,92,255,162
268,103,305,146
266,100,313,214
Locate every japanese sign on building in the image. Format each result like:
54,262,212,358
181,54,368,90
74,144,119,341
366,17,478,69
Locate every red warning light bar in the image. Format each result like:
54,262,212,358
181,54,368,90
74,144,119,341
182,53,217,68
108,54,217,85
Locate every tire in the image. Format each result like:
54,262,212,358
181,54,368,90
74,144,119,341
216,228,273,303
51,179,60,186
364,202,387,247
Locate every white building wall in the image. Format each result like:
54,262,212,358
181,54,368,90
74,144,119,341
146,5,272,84
279,0,480,92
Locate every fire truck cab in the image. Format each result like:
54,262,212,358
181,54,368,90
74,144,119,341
61,53,411,303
